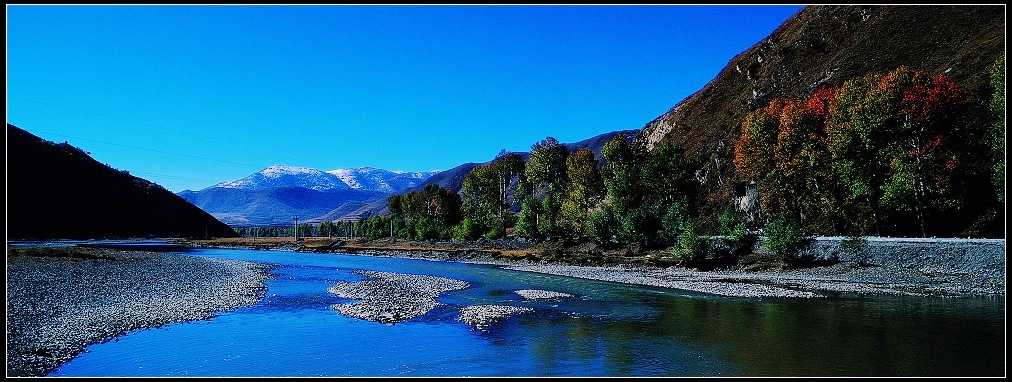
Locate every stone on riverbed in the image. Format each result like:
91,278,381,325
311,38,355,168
458,304,534,330
328,270,469,324
515,289,574,300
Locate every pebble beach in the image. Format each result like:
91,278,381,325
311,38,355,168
5,247,271,377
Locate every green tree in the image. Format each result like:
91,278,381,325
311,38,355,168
717,206,747,244
526,137,570,196
881,70,972,236
673,216,708,265
392,184,462,240
515,194,540,238
826,71,897,235
460,164,498,238
521,136,570,236
560,148,604,236
490,150,525,225
319,221,336,237
642,141,698,247
600,133,645,214
585,206,617,245
538,192,562,238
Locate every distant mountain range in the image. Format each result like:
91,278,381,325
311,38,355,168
178,165,438,226
209,164,440,193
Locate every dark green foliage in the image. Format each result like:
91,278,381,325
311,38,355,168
717,206,748,245
319,221,337,237
459,150,525,239
452,216,481,241
672,216,709,265
537,193,563,238
386,184,462,241
659,202,688,246
601,136,700,250
616,206,660,250
763,214,803,260
515,195,540,239
561,148,605,236
586,206,617,245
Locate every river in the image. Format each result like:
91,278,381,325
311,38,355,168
48,248,1005,377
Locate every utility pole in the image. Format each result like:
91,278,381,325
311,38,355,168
294,216,299,242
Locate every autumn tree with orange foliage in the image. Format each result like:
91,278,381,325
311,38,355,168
736,65,1000,237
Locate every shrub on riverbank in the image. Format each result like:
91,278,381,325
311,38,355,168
762,214,804,262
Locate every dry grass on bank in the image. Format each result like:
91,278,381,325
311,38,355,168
184,236,339,249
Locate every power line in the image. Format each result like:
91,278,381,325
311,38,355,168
9,95,336,163
23,128,263,169
126,170,223,184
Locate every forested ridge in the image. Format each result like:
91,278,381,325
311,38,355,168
309,5,1005,263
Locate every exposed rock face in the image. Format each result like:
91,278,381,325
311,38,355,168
634,5,1005,224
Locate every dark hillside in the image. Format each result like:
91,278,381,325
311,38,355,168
6,123,237,239
635,5,1005,226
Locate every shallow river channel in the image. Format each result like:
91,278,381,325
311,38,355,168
49,248,1005,377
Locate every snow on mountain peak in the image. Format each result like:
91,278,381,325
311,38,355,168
212,165,439,193
214,165,349,191
326,167,440,193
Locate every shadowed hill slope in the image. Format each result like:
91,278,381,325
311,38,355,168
7,123,237,239
635,5,1005,226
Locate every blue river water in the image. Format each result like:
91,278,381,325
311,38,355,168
49,248,1005,377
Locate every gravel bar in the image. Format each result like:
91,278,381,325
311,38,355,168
5,247,272,377
458,304,534,331
327,270,469,324
514,289,575,300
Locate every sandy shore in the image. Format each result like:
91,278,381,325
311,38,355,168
5,246,272,377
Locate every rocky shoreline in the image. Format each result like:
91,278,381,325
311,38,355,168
335,236,1005,299
5,246,272,377
5,237,1003,376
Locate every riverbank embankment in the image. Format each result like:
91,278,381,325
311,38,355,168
186,235,1005,298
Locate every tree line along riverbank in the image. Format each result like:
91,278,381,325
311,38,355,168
181,235,1005,291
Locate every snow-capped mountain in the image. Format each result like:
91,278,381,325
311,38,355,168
182,164,441,225
213,165,350,191
327,167,441,193
210,165,440,193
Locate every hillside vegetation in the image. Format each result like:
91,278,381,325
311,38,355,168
7,124,237,239
309,5,1004,265
635,5,1005,233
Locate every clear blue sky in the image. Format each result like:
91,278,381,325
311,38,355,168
7,4,804,193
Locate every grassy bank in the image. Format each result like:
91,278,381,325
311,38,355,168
181,236,680,266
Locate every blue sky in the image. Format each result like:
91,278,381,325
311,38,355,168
7,4,804,193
